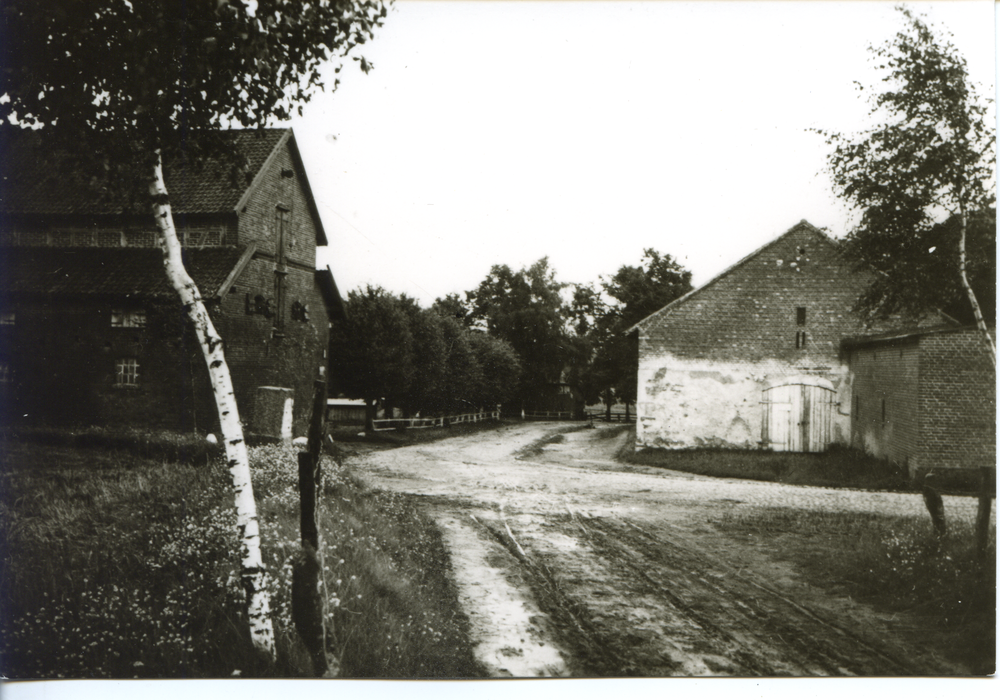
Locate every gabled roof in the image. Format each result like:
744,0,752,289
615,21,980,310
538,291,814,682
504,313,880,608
626,220,837,334
1,126,329,247
0,247,246,300
0,128,286,216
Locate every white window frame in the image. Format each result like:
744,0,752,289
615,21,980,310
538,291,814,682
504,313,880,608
115,358,140,387
111,309,146,328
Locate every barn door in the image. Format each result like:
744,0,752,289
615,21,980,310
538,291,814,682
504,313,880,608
762,379,835,452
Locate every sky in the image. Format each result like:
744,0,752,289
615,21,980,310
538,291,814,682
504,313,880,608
287,1,996,307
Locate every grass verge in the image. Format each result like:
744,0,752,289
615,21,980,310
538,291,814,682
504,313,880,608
622,430,911,492
710,506,995,674
0,439,483,678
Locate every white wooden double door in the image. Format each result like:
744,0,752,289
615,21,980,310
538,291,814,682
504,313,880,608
762,379,836,453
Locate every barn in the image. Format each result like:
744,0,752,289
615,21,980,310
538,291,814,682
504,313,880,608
0,127,345,436
628,220,944,453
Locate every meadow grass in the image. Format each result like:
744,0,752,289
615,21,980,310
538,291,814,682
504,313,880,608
711,506,995,674
0,438,482,678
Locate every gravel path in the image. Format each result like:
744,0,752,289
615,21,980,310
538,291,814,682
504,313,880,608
348,421,992,676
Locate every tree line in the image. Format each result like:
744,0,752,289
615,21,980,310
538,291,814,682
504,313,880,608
328,252,694,428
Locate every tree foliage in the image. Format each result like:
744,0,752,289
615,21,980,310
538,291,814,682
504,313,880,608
0,0,386,180
817,7,995,349
329,288,520,423
581,250,692,412
466,258,572,406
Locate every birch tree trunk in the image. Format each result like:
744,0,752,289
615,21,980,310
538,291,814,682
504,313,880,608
148,151,276,658
957,207,996,365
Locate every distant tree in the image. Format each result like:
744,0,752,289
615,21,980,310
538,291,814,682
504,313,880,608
397,300,449,418
467,258,571,408
584,250,692,417
329,287,415,433
431,293,472,325
817,7,996,362
435,315,483,415
1,0,386,655
602,249,693,328
468,331,522,410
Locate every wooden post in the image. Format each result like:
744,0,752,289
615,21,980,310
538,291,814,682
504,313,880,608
976,467,994,566
292,379,330,676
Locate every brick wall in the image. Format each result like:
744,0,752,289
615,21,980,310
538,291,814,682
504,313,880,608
226,137,328,435
635,224,864,449
917,329,995,471
848,339,920,465
0,137,332,435
639,225,871,365
0,298,215,430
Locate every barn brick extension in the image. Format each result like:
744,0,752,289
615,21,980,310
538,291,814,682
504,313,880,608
844,327,996,475
0,128,344,436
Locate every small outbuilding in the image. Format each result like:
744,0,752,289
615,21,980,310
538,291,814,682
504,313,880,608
842,326,996,477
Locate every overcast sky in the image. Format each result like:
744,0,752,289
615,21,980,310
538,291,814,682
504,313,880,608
288,1,996,307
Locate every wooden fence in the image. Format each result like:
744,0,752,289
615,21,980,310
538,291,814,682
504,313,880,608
371,410,501,432
584,410,636,423
521,410,575,420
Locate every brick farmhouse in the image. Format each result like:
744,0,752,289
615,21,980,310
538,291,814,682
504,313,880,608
0,128,344,436
629,220,995,475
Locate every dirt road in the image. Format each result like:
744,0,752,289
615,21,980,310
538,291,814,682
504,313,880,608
345,421,981,677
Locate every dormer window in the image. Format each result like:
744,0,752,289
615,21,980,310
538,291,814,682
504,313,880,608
111,309,146,328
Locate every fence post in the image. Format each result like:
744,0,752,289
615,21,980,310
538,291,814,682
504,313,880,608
292,379,330,676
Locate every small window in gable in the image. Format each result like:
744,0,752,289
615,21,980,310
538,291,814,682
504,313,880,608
795,331,807,348
111,309,146,328
796,307,806,326
183,228,222,247
115,358,140,387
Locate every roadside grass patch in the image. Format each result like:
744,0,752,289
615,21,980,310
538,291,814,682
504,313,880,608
711,506,995,674
0,438,483,678
623,430,909,491
514,424,592,460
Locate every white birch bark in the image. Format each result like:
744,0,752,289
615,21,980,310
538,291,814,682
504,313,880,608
148,151,276,658
957,205,996,366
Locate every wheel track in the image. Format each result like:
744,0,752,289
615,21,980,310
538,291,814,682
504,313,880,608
577,513,922,676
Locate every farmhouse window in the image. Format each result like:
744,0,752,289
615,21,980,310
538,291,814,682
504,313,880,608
0,311,14,325
795,330,807,348
115,358,140,387
796,307,806,325
183,228,223,247
111,309,146,328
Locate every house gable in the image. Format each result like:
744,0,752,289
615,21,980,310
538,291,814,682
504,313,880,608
634,221,870,365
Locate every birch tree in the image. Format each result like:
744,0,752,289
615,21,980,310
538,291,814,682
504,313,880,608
817,6,995,561
1,0,386,658
817,6,996,362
